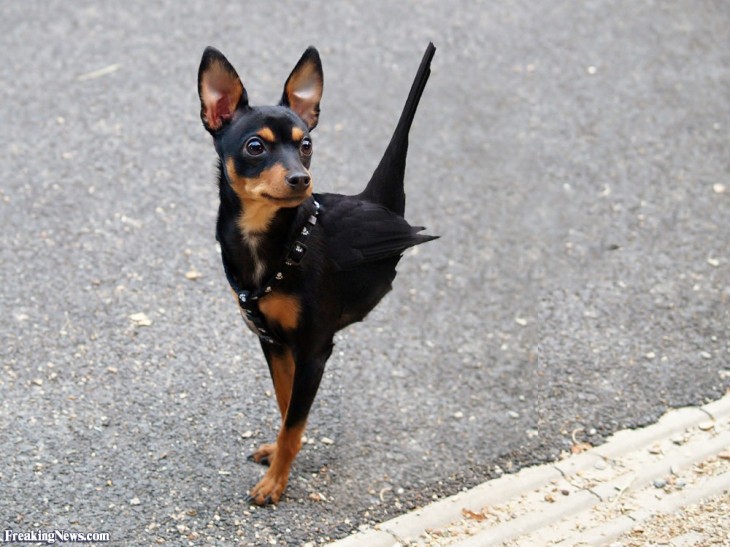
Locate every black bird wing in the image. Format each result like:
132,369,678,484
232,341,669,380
314,44,438,272
316,194,437,272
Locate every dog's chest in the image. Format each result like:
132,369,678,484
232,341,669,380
241,232,267,285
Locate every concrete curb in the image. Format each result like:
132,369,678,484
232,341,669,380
328,393,730,547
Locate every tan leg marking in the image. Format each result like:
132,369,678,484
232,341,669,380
249,421,306,505
269,348,295,418
249,347,295,467
249,443,277,465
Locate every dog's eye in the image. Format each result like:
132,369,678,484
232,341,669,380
300,137,313,157
244,137,266,157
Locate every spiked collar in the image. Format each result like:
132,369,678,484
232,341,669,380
217,198,320,344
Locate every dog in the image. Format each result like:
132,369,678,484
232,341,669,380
197,43,436,505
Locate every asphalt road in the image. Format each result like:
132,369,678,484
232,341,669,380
1,1,728,545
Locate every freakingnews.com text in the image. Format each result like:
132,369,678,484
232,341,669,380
2,529,110,545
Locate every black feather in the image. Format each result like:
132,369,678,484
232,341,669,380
316,193,438,271
315,43,438,271
358,42,436,215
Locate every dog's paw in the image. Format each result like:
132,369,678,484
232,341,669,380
246,470,288,506
247,443,277,466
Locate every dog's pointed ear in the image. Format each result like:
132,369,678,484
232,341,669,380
198,47,249,134
280,46,323,130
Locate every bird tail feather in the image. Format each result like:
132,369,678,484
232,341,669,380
359,43,436,216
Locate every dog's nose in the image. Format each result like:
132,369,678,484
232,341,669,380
286,173,311,190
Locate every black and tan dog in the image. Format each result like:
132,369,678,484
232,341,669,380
197,43,436,505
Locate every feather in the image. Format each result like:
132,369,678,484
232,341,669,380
316,194,438,271
358,42,436,215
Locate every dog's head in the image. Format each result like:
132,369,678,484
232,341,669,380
198,47,323,213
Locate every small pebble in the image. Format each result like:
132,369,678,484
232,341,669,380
321,437,334,445
129,312,152,327
129,497,141,506
652,479,667,489
698,421,715,431
713,183,726,194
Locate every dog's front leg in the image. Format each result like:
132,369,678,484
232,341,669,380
248,344,295,466
247,343,332,506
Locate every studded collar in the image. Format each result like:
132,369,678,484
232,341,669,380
217,198,320,344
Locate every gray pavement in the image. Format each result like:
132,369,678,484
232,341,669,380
1,1,728,545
